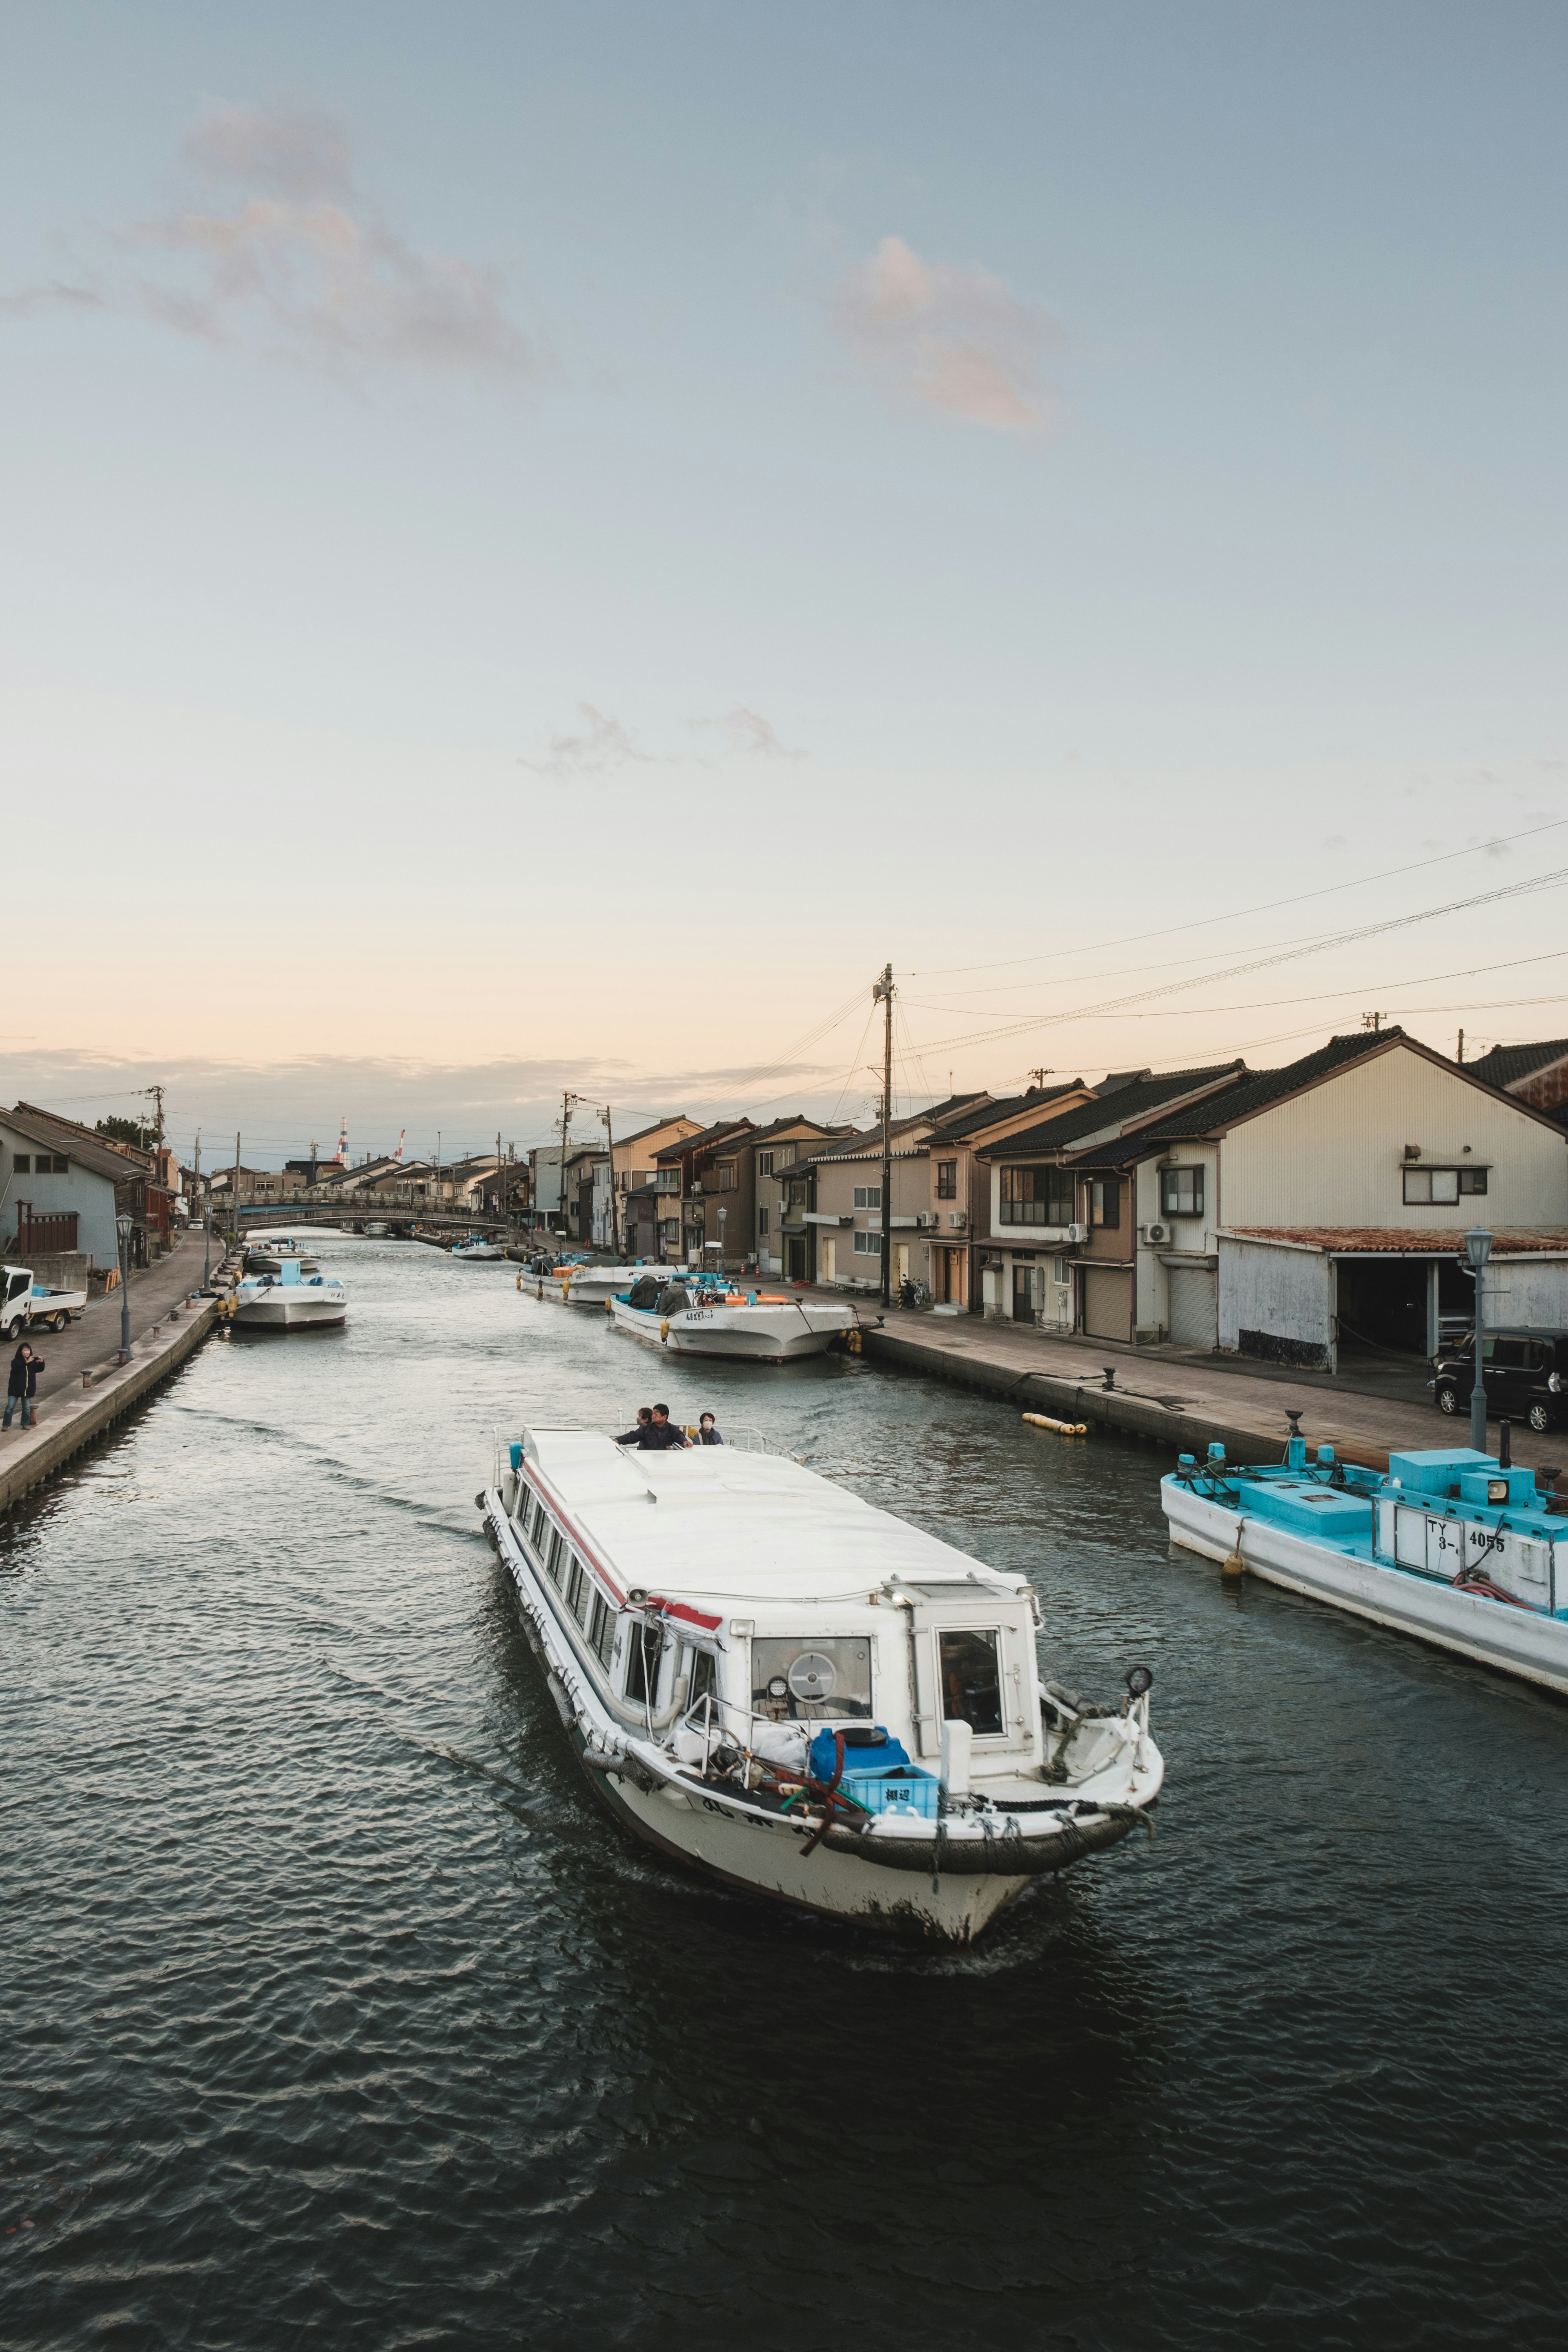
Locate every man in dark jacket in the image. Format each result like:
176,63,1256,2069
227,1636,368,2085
5,1343,42,1430
644,1404,691,1450
614,1408,654,1446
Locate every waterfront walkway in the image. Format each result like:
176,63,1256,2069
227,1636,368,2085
0,1229,222,1512
826,1290,1566,1481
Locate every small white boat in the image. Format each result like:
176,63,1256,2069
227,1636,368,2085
451,1238,505,1261
230,1263,347,1328
610,1276,857,1363
365,1222,389,1238
479,1424,1162,1942
536,1261,693,1308
1163,1433,1568,1695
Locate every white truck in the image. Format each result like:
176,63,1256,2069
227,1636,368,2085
2,1263,87,1339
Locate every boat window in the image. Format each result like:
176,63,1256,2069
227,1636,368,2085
751,1637,873,1721
939,1629,1004,1738
546,1528,567,1586
566,1556,591,1624
687,1647,717,1707
625,1617,666,1703
588,1593,616,1667
528,1498,548,1550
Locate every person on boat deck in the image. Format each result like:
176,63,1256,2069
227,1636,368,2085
642,1403,691,1450
696,1413,723,1445
4,1342,42,1430
614,1408,654,1446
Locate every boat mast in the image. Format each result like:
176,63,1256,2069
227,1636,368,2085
874,963,894,1308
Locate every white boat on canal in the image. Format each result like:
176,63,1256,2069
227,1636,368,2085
1163,1432,1568,1695
230,1261,348,1329
478,1423,1162,1942
609,1274,858,1363
535,1261,695,1308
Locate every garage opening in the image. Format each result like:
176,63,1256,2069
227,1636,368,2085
1334,1256,1431,1359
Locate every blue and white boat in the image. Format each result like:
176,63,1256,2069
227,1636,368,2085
451,1235,505,1261
1162,1432,1568,1694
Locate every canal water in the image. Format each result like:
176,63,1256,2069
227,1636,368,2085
5,1240,1566,2350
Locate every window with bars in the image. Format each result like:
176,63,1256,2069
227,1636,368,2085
936,1160,957,1199
998,1166,1074,1225
757,1152,774,1177
757,1207,769,1236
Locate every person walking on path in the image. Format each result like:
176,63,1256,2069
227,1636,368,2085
4,1343,43,1430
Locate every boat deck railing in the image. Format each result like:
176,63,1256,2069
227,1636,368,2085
490,1421,784,1483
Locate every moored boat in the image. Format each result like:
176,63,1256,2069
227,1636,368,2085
537,1261,693,1308
478,1423,1162,1941
610,1274,857,1362
231,1261,347,1328
1162,1432,1568,1694
451,1236,505,1261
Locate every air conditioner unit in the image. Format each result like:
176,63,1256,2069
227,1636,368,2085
914,1211,933,1227
1067,1221,1089,1244
948,1211,967,1230
1403,1144,1422,1162
1144,1221,1170,1245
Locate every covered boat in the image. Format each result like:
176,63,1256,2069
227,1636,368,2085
230,1260,347,1328
535,1261,695,1308
1163,1432,1568,1694
610,1274,857,1363
478,1424,1162,1942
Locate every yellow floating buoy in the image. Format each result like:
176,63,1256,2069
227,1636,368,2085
1221,1535,1247,1579
1022,1411,1088,1436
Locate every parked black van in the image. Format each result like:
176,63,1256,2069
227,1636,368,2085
1429,1328,1568,1432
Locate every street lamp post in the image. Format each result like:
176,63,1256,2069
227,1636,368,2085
717,1204,726,1275
1465,1225,1494,1456
201,1210,212,1292
116,1214,134,1362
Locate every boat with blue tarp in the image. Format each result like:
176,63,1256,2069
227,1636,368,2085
1162,1427,1568,1693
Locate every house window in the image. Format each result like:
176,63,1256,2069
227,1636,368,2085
1160,1167,1205,1218
853,1229,882,1255
713,1162,737,1191
655,1168,680,1192
757,1207,770,1236
12,1155,28,1173
659,1219,680,1247
1089,1180,1120,1229
936,1160,957,1200
786,1180,807,1207
1403,1167,1487,1204
998,1167,1073,1226
853,1185,882,1209
757,1152,774,1177
776,1144,796,1167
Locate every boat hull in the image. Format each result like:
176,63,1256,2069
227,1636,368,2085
232,1290,347,1328
610,1298,855,1362
1163,1479,1568,1696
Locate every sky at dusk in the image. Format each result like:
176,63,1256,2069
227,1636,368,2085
4,2,1567,1162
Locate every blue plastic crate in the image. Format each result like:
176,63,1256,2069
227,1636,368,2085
840,1769,940,1821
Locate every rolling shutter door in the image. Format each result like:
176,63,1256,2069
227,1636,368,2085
1082,1266,1132,1343
1167,1264,1218,1350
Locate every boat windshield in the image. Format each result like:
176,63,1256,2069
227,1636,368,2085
751,1637,873,1722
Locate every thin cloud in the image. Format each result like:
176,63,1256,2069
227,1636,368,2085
2,99,541,387
519,705,653,780
690,706,805,761
832,234,1063,434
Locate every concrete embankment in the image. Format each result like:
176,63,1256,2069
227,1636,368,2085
0,1233,222,1515
860,1306,1565,1480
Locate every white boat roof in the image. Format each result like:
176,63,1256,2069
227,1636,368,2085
521,1425,1019,1605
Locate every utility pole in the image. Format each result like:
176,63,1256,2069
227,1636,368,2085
136,1084,166,1147
232,1130,242,1246
1361,1012,1385,1034
873,963,894,1308
495,1130,503,1228
1457,1028,1465,1065
603,1102,618,1258
559,1090,574,1233
1027,1067,1052,1090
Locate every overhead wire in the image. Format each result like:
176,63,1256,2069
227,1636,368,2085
906,864,1568,1055
910,812,1568,978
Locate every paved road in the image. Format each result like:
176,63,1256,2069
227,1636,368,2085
0,1229,218,1434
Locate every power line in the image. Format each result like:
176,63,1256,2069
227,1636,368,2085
910,812,1568,978
907,863,1568,1055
